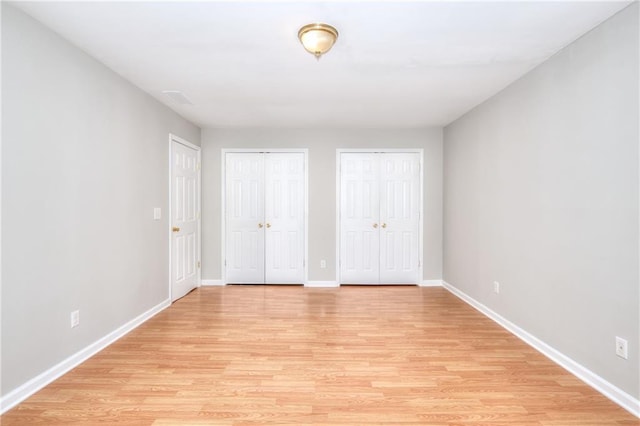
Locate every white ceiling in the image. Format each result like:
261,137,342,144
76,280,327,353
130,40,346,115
13,1,631,129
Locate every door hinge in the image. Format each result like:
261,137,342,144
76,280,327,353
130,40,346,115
197,211,201,219
197,162,201,171
197,261,201,268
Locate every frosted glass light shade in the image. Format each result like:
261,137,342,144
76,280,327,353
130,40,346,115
298,23,338,59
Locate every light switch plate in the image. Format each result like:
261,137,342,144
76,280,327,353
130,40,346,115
71,310,80,328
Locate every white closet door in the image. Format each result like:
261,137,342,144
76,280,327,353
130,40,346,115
340,153,380,284
225,153,264,284
264,153,305,283
379,153,421,284
340,152,421,285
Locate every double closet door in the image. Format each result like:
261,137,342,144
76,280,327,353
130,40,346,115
340,152,421,284
225,152,305,284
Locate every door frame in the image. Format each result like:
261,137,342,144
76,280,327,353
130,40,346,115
169,134,201,301
221,149,309,285
336,149,424,285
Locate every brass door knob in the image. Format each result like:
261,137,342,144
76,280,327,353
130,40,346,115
266,223,271,228
381,223,387,228
258,223,264,228
172,227,180,232
373,223,378,228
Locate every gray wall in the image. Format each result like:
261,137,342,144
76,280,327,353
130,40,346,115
201,128,443,282
1,5,200,395
443,3,639,399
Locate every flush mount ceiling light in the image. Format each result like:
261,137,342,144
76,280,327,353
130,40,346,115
298,23,339,60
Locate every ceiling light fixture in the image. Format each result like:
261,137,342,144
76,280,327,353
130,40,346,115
298,23,338,60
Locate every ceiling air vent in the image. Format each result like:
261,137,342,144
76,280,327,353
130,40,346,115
162,90,193,105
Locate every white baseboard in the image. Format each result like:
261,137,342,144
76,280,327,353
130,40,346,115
419,279,443,287
201,279,225,286
305,281,339,288
0,299,171,415
442,281,640,418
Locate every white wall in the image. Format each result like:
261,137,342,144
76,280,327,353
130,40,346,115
201,128,443,283
444,3,639,400
1,5,200,397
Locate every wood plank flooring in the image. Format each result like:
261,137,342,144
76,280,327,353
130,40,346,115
2,285,637,425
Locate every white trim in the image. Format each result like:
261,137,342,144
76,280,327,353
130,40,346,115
221,150,226,284
170,133,200,152
335,149,424,285
336,148,426,153
305,280,340,288
442,281,640,418
221,149,309,285
335,150,341,285
419,279,443,287
304,151,309,286
201,279,226,286
0,299,170,415
169,134,202,301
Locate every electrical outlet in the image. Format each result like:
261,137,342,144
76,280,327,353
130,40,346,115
320,260,326,269
71,310,80,328
615,336,628,359
493,281,500,294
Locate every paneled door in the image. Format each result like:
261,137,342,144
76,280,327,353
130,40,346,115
264,153,305,283
378,154,421,283
340,152,421,284
225,152,305,284
225,153,264,284
171,138,200,301
340,153,380,284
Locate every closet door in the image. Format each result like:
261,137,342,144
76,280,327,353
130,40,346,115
340,153,380,284
225,153,265,284
225,152,306,284
339,152,421,284
264,153,305,283
379,153,421,284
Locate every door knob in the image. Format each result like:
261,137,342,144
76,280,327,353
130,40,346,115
266,223,271,228
172,227,180,232
258,223,263,228
382,223,387,228
373,223,378,228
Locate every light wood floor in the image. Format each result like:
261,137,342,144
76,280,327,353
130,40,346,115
2,286,637,425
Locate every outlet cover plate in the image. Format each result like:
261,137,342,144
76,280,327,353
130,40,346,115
615,336,628,359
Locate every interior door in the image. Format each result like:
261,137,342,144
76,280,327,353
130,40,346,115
225,153,265,284
339,152,421,284
379,153,421,283
171,139,200,301
264,153,305,283
225,152,305,284
340,153,380,284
